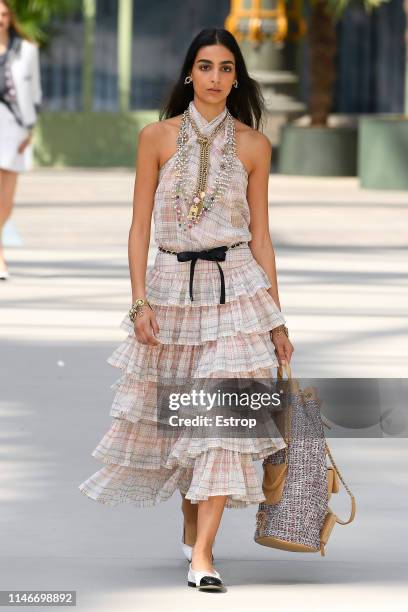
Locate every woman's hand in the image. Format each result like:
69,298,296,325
133,306,161,346
17,135,32,154
270,329,294,366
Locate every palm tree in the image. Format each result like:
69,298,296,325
308,0,390,126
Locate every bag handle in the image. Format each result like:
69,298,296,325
276,363,292,467
277,362,292,379
276,363,356,526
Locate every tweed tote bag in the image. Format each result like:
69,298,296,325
254,363,356,556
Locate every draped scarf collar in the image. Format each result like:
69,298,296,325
187,100,228,136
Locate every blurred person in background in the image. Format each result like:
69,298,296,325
0,0,42,280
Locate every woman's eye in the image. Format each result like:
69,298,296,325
198,65,232,72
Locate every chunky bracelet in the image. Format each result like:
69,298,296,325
129,298,153,323
270,324,289,339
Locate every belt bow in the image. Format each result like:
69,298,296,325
176,246,228,304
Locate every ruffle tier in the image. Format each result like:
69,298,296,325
79,447,280,509
107,325,284,382
91,412,286,470
109,375,281,422
120,287,285,345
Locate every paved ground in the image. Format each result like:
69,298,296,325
0,169,407,611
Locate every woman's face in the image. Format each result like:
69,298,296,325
190,44,237,103
0,3,11,34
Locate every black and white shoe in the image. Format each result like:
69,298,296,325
187,562,224,591
0,270,10,280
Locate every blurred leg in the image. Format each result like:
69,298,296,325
0,169,18,271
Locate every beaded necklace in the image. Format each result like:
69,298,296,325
173,105,237,231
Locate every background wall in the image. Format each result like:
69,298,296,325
34,0,406,167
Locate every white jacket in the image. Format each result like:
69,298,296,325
8,37,42,129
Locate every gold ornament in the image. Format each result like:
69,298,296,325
186,109,228,221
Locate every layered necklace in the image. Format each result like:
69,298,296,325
173,103,236,231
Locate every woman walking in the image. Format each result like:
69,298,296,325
79,28,294,591
0,0,42,280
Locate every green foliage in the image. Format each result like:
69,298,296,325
310,0,391,21
8,0,82,44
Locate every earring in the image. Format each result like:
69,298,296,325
233,80,238,88
184,76,192,85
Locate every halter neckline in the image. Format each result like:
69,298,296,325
188,100,228,135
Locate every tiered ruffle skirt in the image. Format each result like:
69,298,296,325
78,243,287,508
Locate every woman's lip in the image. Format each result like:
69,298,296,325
208,89,221,92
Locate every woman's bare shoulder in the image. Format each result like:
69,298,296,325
138,115,183,144
235,118,270,148
234,118,271,174
137,115,182,167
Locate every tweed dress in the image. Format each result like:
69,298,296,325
78,100,288,509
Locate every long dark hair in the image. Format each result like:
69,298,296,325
159,28,266,131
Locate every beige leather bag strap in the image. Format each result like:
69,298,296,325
276,363,295,466
325,442,357,525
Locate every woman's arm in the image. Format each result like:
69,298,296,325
18,43,42,153
245,130,294,365
246,131,283,312
31,43,42,112
128,123,161,345
128,123,159,301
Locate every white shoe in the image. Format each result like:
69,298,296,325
0,270,10,280
187,562,224,591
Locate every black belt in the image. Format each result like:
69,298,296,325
158,241,247,304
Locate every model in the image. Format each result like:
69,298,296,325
79,27,294,592
0,0,42,280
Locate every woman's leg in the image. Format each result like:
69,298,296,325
191,495,227,571
181,492,198,546
0,169,19,271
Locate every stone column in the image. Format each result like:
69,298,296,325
118,0,133,112
82,0,96,112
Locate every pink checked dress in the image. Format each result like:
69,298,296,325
78,100,287,509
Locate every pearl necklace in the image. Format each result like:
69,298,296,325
173,107,236,231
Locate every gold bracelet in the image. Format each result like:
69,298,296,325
129,298,153,323
270,324,289,338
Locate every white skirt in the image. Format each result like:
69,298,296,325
0,101,33,173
